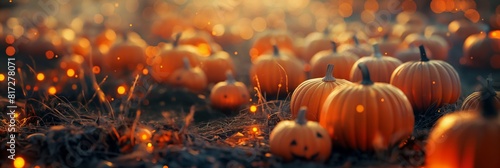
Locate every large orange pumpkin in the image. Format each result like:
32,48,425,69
302,27,333,62
250,45,306,98
290,64,353,121
320,63,414,151
209,71,250,111
461,30,500,69
461,75,500,111
167,57,207,93
350,44,403,83
390,45,461,112
200,50,236,84
150,33,201,83
426,78,500,168
249,31,296,63
309,42,358,79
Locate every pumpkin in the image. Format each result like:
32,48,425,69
302,27,333,62
390,24,422,41
309,41,358,79
461,75,500,111
250,45,306,98
461,30,500,69
320,63,414,151
403,33,449,61
424,25,453,47
71,37,92,56
350,44,403,83
448,19,484,43
290,64,352,121
151,16,192,40
249,31,296,62
426,78,500,168
270,106,332,162
178,29,216,57
150,33,201,83
390,45,461,112
103,42,146,76
377,35,406,57
395,44,433,63
336,35,373,57
167,57,207,93
200,50,236,84
395,11,428,29
209,71,250,111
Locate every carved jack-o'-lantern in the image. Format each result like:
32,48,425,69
270,107,332,162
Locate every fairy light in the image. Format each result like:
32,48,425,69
92,66,101,74
146,142,154,153
6,46,15,56
250,105,257,113
48,86,57,95
36,73,45,81
66,69,76,77
117,86,126,95
13,157,25,168
0,74,5,81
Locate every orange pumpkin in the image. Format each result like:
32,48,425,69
209,71,250,111
151,16,192,40
270,107,332,162
395,11,428,29
290,64,352,121
461,30,500,69
200,50,236,84
250,45,306,98
426,78,500,168
103,42,146,76
167,57,207,93
177,29,216,57
377,36,405,57
302,27,333,62
350,44,403,83
320,63,414,151
150,33,201,83
249,31,296,63
424,25,453,47
71,37,92,56
461,75,500,111
403,33,449,61
336,35,373,57
395,44,434,63
390,24,422,41
448,19,484,43
309,42,358,79
390,45,461,112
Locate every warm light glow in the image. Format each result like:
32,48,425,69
250,105,257,113
92,66,101,74
431,0,446,14
45,50,55,59
14,112,19,118
72,84,78,90
0,74,5,81
252,127,258,132
356,105,364,113
117,86,126,95
464,9,480,23
48,86,57,95
36,73,45,81
147,142,154,153
34,166,41,168
13,157,25,168
67,69,76,77
6,35,15,44
6,46,16,56
141,134,148,141
338,3,353,17
142,68,149,75
197,43,211,57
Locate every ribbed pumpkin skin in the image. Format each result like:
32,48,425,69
290,65,353,121
390,46,461,112
425,112,500,168
310,50,358,79
200,51,236,84
209,77,249,110
350,56,402,83
461,91,500,111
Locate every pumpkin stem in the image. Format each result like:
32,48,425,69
358,63,374,85
419,45,430,62
295,106,308,125
330,41,337,53
382,34,389,41
182,57,191,70
272,45,280,57
353,35,360,46
225,71,236,84
322,25,331,36
173,32,182,48
322,64,337,82
478,76,498,118
373,44,382,58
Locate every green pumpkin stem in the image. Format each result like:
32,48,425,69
272,45,280,57
182,57,191,70
225,71,236,85
330,41,337,53
373,44,382,58
358,63,374,85
353,35,360,46
322,64,337,82
173,32,182,48
419,45,430,62
295,107,308,125
478,76,498,118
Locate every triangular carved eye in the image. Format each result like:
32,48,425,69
316,132,323,138
290,140,297,146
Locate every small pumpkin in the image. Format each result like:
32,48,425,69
377,35,406,57
309,41,358,79
167,57,207,93
150,33,201,83
302,27,333,62
350,44,403,83
200,50,236,84
336,35,373,57
403,33,449,61
270,107,332,162
395,44,434,63
320,63,414,151
209,71,250,111
461,30,500,69
426,77,500,168
249,31,296,63
390,45,461,112
290,64,353,121
250,45,306,98
461,75,500,111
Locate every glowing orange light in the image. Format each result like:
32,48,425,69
25,85,31,90
14,113,19,118
48,86,57,95
72,84,78,90
250,105,257,113
34,166,41,168
117,86,126,95
66,69,76,77
6,46,15,56
141,134,148,141
0,74,5,81
464,9,480,23
45,50,55,59
92,66,101,74
146,142,154,153
163,166,169,168
252,127,258,132
36,73,45,81
6,35,15,44
13,157,25,168
142,68,149,75
356,105,364,113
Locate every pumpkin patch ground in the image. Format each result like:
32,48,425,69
1,1,500,168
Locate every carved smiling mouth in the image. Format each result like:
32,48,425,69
291,152,320,161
